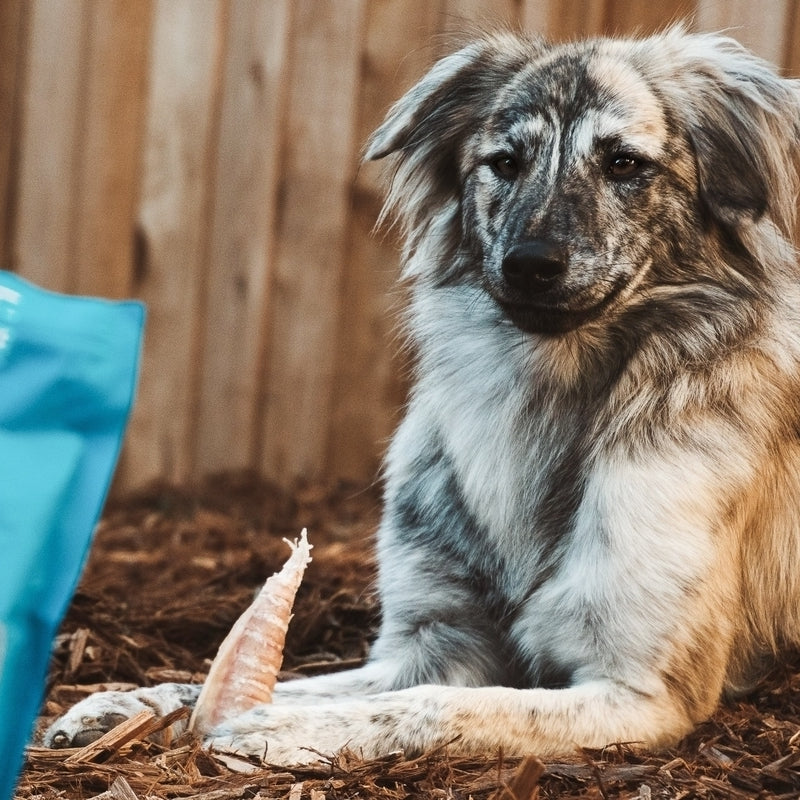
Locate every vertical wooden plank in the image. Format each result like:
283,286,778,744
259,0,367,481
443,0,524,34
0,0,26,272
605,0,696,35
14,0,88,292
193,0,293,475
784,0,800,74
523,0,607,38
71,0,154,299
783,3,800,254
696,0,791,63
328,0,444,481
123,0,225,486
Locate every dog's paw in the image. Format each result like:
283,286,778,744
204,700,382,765
43,683,201,748
202,688,448,765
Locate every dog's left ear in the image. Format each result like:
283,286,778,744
364,43,486,161
658,31,800,234
365,33,540,162
364,34,544,268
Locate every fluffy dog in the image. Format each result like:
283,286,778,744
46,27,800,763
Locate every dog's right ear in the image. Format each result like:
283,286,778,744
365,34,535,161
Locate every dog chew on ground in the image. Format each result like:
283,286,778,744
189,529,312,735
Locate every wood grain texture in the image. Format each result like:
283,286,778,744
14,0,88,292
605,0,696,34
259,0,367,480
443,0,525,34
523,0,607,38
193,0,293,474
328,0,444,481
784,0,800,73
696,0,792,62
0,0,26,273
125,0,225,484
6,2,797,489
70,0,153,299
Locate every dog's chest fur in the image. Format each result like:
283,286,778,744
382,273,735,692
392,285,609,612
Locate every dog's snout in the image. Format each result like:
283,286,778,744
502,241,567,295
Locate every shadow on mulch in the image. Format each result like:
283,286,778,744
16,471,800,799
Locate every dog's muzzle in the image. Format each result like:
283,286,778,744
490,239,620,335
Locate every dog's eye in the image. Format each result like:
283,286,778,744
490,155,520,181
606,154,643,180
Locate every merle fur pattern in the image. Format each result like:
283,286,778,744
46,27,800,763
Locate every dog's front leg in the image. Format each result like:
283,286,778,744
43,659,404,748
203,678,691,764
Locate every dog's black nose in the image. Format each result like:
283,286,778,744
502,241,567,295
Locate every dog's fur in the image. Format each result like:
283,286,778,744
46,27,800,763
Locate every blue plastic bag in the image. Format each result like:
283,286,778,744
0,271,145,798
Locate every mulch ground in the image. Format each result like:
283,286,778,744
15,471,800,799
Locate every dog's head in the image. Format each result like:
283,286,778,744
367,28,800,335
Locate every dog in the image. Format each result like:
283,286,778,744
45,26,800,764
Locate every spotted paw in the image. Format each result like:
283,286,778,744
43,683,201,748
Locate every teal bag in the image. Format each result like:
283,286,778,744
0,272,145,798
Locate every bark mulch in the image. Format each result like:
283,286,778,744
15,471,800,799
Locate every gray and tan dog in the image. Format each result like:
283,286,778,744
47,27,800,763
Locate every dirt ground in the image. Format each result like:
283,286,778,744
15,472,800,799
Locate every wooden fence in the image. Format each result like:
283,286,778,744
1,0,798,490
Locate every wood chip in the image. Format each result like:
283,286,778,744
64,706,190,763
180,785,261,800
761,749,800,775
64,710,156,763
210,751,264,775
490,755,545,800
54,681,140,695
90,776,140,800
144,667,197,683
66,628,90,677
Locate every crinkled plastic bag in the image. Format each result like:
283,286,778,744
0,271,145,799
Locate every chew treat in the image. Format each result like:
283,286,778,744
189,529,312,734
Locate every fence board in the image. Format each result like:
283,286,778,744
523,0,607,38
328,0,444,481
259,0,367,480
696,0,792,63
605,0,697,34
14,0,89,293
70,0,153,299
443,0,524,32
193,0,293,475
785,0,800,72
786,3,800,253
0,0,26,273
125,0,225,484
5,2,797,490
